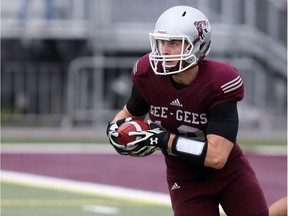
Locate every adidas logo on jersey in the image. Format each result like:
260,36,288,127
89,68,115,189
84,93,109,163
170,99,183,107
171,182,181,190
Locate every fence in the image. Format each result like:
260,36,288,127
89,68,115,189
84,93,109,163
2,56,285,130
0,57,137,126
63,56,138,127
1,61,65,126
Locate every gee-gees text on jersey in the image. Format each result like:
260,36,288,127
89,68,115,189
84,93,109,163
150,105,208,125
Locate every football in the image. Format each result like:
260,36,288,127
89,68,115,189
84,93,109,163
116,120,156,157
116,120,149,146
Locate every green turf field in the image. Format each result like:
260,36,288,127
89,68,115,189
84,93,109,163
1,182,174,216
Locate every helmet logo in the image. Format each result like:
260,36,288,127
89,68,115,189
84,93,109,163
194,20,209,41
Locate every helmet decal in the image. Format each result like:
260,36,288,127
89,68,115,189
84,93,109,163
157,29,169,34
194,20,209,41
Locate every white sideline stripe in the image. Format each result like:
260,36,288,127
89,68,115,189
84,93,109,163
0,170,171,206
1,143,115,154
1,143,286,156
1,170,226,214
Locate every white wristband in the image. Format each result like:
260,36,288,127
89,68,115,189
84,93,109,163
175,137,206,156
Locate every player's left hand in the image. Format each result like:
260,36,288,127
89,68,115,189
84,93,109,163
128,121,170,150
129,145,160,157
106,117,133,155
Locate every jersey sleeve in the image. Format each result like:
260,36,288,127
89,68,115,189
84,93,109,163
127,53,152,116
207,102,239,142
131,53,151,86
126,85,150,116
210,65,244,109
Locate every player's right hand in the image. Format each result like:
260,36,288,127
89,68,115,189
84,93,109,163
106,117,132,155
127,120,170,149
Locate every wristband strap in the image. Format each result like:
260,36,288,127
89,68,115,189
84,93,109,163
171,136,208,165
157,131,170,149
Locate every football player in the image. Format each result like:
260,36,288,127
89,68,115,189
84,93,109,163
107,6,269,216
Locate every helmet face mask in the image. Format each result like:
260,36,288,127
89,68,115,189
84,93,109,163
149,34,196,75
149,6,211,76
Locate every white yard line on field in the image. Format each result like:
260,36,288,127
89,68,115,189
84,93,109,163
1,170,170,206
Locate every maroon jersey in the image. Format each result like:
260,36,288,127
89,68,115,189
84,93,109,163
132,53,244,182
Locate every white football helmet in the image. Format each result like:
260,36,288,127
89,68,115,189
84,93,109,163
149,6,212,75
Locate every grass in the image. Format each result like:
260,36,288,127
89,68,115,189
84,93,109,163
239,139,287,147
1,182,173,216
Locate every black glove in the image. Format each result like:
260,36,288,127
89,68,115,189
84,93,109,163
128,121,170,157
106,117,133,155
